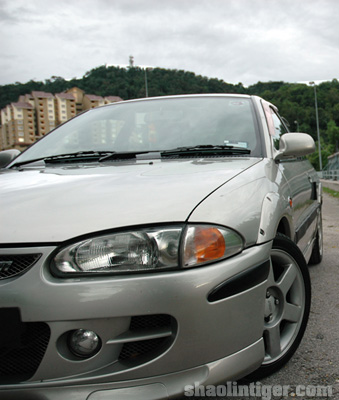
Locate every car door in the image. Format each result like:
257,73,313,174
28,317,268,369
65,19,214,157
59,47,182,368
264,103,319,257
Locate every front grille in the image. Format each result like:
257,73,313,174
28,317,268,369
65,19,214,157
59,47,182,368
119,314,174,362
0,309,50,383
0,254,41,280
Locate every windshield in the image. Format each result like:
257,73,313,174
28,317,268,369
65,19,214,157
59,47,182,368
12,96,262,164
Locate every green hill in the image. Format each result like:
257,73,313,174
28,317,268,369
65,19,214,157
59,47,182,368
1,65,338,169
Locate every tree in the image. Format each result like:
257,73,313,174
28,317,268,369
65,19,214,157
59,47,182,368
326,120,339,152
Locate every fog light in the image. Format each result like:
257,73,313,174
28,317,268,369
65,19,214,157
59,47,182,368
69,329,101,358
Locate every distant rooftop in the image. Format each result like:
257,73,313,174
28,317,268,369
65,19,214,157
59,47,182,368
32,91,54,99
85,94,104,101
12,101,34,109
56,92,75,100
105,96,123,102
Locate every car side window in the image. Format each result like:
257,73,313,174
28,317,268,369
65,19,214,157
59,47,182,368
262,101,289,150
271,110,289,150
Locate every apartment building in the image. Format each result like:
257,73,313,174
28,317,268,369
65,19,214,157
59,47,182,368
0,107,11,150
83,94,105,110
105,96,123,104
0,88,122,151
64,88,122,112
65,87,85,114
31,91,57,137
55,93,76,124
0,100,35,151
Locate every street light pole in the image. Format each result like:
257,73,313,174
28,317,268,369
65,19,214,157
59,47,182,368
309,81,323,171
294,120,299,132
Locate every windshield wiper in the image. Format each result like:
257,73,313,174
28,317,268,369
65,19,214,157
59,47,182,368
11,151,116,168
44,151,116,163
99,151,161,162
11,145,250,168
161,145,251,157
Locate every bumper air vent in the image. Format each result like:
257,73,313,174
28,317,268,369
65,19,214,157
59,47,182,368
117,314,176,363
0,308,50,383
0,254,42,280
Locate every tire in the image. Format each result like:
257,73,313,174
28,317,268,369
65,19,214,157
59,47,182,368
309,210,323,265
245,233,311,380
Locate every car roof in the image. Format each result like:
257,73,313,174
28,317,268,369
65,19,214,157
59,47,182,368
98,93,254,108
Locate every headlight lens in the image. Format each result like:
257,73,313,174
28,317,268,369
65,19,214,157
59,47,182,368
54,227,182,274
53,225,244,275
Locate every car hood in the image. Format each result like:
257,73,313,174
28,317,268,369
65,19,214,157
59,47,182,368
0,158,260,243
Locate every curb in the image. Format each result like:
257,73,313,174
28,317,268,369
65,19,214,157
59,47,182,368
320,179,339,192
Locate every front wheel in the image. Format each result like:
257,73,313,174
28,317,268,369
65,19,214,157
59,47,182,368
246,234,311,380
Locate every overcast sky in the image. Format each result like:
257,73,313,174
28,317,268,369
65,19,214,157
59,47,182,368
1,0,338,87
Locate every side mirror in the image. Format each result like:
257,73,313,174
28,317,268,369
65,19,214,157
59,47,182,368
274,133,315,161
0,149,21,168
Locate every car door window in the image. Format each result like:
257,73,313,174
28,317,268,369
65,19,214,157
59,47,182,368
271,110,289,150
262,102,289,150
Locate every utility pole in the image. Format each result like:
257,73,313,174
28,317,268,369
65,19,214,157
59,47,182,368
145,68,149,97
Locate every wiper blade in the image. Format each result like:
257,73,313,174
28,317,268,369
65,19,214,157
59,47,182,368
11,151,116,168
161,145,251,157
45,151,116,163
99,151,161,162
10,157,48,168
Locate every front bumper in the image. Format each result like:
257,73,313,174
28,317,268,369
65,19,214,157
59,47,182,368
0,340,264,400
0,241,272,399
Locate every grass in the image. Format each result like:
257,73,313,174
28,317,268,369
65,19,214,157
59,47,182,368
323,186,339,198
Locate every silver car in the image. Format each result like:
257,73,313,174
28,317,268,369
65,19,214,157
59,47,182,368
0,94,322,400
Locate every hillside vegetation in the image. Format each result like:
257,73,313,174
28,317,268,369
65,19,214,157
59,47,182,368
1,65,338,169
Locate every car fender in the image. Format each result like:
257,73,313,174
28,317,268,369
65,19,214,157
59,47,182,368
256,191,293,244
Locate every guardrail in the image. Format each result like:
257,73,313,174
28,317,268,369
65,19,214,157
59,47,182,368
322,170,339,181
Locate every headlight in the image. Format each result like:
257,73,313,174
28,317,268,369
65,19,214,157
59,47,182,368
53,225,244,276
54,227,182,274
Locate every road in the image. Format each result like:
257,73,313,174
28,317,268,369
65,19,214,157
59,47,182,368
187,192,339,400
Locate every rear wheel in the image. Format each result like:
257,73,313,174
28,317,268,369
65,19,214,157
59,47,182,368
246,234,311,380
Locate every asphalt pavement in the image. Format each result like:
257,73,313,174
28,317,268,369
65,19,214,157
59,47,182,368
187,192,339,400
